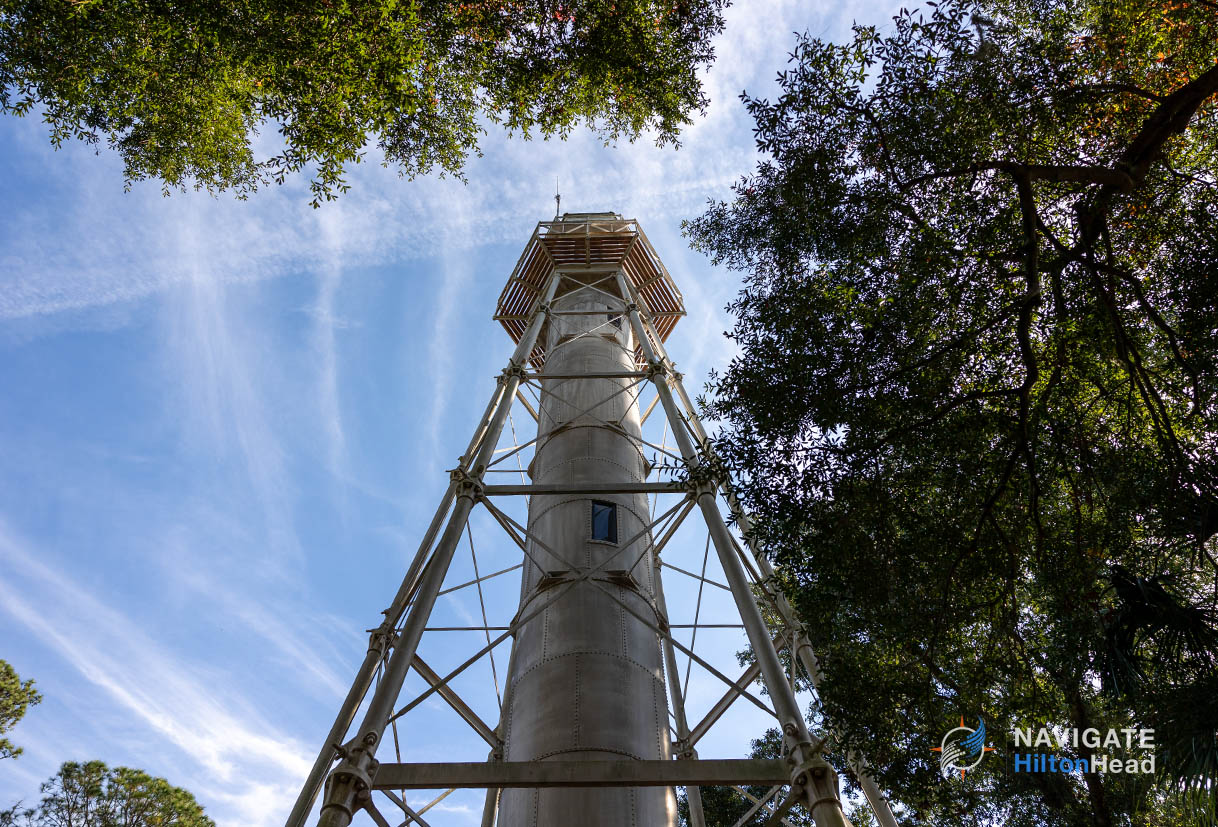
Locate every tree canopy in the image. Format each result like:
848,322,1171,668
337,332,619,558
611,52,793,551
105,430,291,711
0,0,726,204
1,761,215,827
0,660,40,761
688,0,1218,824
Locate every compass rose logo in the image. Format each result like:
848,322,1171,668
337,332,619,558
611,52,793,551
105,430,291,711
932,716,995,779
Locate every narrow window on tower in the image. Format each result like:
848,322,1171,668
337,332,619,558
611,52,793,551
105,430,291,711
590,500,618,544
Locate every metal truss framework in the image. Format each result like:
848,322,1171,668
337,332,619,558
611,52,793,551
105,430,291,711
286,262,901,827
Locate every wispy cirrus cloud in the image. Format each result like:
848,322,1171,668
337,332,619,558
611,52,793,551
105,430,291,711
0,0,810,329
311,207,354,520
0,0,891,331
155,526,361,702
161,243,301,566
0,522,311,825
423,192,477,472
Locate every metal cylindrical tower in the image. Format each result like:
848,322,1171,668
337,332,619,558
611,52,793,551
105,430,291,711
497,288,675,826
292,213,885,827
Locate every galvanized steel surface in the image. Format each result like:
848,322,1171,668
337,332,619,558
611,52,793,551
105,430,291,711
497,288,677,827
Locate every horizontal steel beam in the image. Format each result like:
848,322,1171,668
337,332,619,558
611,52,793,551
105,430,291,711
553,264,625,274
496,310,629,321
371,759,789,790
525,371,649,380
482,483,686,496
546,310,627,317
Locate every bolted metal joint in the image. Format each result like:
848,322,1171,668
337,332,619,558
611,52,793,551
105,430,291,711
672,738,695,760
644,359,668,381
785,750,852,827
317,754,378,827
449,467,485,500
790,753,824,788
501,362,529,381
661,357,683,381
364,623,394,658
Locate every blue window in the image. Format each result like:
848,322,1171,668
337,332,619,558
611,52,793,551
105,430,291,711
591,501,618,543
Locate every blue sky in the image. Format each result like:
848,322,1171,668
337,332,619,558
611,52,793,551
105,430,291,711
0,1,903,824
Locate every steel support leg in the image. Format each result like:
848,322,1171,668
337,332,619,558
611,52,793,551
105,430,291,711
314,274,559,827
617,272,851,827
286,641,387,827
286,480,460,827
627,275,900,827
668,385,899,827
288,369,516,827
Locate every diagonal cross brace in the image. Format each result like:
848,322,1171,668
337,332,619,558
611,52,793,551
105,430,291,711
409,655,498,749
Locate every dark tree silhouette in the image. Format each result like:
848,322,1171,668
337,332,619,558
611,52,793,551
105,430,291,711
688,0,1218,824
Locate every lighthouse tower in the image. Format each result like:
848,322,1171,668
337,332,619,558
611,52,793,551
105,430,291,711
286,214,898,827
495,215,677,825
